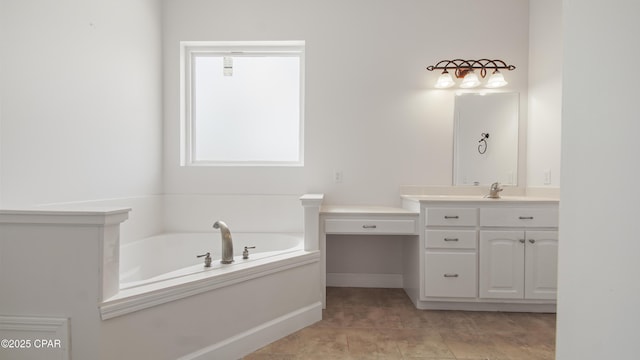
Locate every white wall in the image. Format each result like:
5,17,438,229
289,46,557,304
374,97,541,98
162,0,531,205
0,1,5,206
0,220,111,359
557,0,640,358
527,0,562,187
0,0,163,208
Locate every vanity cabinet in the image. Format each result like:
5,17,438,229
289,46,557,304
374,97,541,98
401,195,559,312
479,230,558,300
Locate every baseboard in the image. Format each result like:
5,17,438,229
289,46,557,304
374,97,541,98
415,300,556,313
177,301,322,360
326,273,403,288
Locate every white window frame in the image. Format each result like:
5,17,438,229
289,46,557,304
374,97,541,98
180,41,305,166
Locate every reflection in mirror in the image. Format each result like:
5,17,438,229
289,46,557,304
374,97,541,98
453,92,519,186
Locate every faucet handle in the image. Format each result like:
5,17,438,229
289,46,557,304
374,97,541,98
243,246,256,260
197,252,212,267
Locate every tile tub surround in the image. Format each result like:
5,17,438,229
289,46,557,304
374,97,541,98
245,287,556,360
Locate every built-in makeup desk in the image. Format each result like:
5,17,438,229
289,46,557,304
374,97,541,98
319,205,419,307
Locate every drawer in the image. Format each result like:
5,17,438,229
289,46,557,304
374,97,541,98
425,208,477,227
424,252,477,298
480,207,559,228
324,218,416,235
426,230,477,249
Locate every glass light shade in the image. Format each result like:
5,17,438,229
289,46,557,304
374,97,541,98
486,70,508,88
460,71,481,88
435,71,455,88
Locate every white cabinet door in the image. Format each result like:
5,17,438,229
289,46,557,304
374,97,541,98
525,230,559,300
479,231,525,299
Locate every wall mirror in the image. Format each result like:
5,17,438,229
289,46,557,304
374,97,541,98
453,92,519,186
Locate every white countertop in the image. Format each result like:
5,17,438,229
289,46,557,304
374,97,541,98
401,195,559,203
321,205,418,215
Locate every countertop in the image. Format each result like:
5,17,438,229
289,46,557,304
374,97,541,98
401,195,559,203
320,205,418,216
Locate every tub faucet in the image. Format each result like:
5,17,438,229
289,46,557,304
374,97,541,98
486,182,503,199
213,220,234,264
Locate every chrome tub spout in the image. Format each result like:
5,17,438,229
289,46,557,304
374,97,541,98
213,220,234,264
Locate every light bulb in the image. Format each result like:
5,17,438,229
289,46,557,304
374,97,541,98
486,70,508,88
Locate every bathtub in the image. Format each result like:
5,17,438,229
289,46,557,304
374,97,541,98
6,194,324,359
99,230,321,359
119,232,304,289
101,231,319,322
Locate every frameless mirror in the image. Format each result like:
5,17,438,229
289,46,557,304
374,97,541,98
453,92,519,186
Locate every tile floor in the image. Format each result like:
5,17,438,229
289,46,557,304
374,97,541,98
244,287,556,360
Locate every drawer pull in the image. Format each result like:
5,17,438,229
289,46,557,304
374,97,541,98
519,216,534,220
443,273,459,278
444,238,459,242
444,215,459,219
362,225,377,229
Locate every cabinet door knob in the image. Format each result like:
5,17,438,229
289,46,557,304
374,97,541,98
529,239,536,244
444,215,459,219
443,273,459,278
519,239,525,244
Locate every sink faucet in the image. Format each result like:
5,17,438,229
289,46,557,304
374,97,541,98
213,220,234,264
486,182,503,199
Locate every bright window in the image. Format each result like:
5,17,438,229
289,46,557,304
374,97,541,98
181,41,305,166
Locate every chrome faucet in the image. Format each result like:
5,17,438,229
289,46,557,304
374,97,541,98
213,220,234,264
486,182,503,199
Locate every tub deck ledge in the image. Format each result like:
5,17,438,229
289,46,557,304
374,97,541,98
100,250,320,320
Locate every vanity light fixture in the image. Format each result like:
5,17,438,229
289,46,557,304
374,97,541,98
427,59,515,89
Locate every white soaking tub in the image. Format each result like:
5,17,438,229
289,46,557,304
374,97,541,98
119,232,304,289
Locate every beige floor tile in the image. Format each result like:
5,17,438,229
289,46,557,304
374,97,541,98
296,326,349,356
381,328,456,359
440,331,509,360
244,288,556,360
344,328,403,358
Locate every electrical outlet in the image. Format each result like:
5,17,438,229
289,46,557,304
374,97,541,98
544,169,551,185
334,170,343,183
